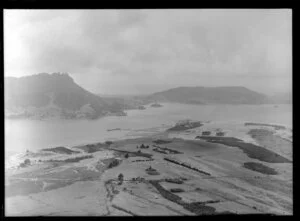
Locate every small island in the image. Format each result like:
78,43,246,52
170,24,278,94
167,119,203,131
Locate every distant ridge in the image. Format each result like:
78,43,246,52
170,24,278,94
5,73,125,119
144,86,271,105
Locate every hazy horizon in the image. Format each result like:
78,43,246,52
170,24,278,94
4,9,292,95
4,72,290,97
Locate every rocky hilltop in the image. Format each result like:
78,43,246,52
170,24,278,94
5,73,126,120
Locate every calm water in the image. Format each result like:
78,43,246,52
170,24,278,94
5,103,292,156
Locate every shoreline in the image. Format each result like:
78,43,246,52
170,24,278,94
5,119,293,168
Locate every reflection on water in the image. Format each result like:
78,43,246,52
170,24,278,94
5,103,292,155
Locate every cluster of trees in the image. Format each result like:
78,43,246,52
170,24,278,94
108,159,120,169
136,144,149,149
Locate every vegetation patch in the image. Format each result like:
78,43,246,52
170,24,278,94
202,131,211,136
167,120,203,132
153,139,173,144
146,170,160,175
170,188,184,193
145,166,160,175
153,148,168,154
74,142,109,153
63,155,93,163
153,145,183,154
45,155,93,163
149,180,228,215
195,136,243,142
182,202,216,215
164,157,211,176
131,177,146,182
131,159,154,162
165,178,184,184
216,131,225,136
136,144,150,149
245,122,286,130
151,103,163,107
19,159,31,168
42,146,80,155
105,141,113,146
111,204,138,216
107,158,122,169
110,148,153,159
149,180,183,203
198,136,291,163
243,162,278,175
248,129,274,138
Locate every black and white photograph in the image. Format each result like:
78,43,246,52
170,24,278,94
4,9,292,216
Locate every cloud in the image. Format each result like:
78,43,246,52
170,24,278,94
4,9,292,94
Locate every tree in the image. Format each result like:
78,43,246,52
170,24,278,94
118,173,124,184
24,159,31,165
108,159,120,168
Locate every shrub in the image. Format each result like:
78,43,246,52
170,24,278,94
24,159,31,165
146,170,160,175
146,166,155,171
118,173,124,184
105,141,113,146
153,139,172,144
108,159,120,169
165,178,184,184
170,188,184,193
216,132,225,136
202,131,211,136
64,155,93,163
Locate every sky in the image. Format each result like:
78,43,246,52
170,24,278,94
4,9,292,95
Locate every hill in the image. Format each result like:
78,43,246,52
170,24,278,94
5,73,126,119
144,86,271,105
